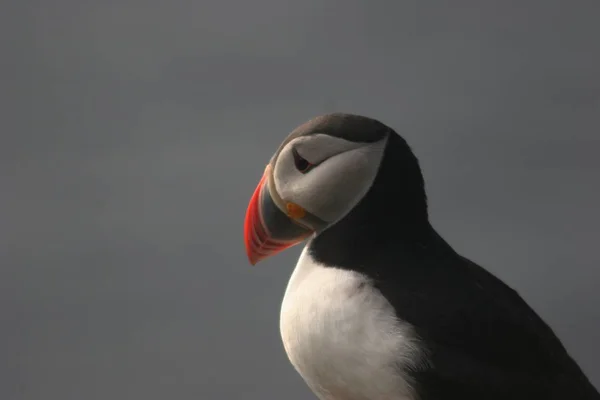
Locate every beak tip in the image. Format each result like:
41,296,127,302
244,242,258,266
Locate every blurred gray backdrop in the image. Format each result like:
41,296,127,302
1,1,599,399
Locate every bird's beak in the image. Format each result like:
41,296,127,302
244,165,314,265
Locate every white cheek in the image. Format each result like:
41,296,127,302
275,138,387,224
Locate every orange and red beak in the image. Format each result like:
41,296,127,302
243,166,314,265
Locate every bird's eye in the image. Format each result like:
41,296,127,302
292,148,313,173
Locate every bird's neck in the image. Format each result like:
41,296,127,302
308,133,453,269
307,198,438,269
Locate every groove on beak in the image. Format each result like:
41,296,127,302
243,167,313,265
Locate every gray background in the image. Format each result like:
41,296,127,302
1,1,599,399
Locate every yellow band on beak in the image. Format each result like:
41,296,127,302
286,202,306,219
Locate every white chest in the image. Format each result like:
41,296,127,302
279,247,422,400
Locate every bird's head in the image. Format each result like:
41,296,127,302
244,114,427,265
244,113,428,265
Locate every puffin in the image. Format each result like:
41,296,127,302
243,113,599,400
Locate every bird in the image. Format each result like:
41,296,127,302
242,113,599,400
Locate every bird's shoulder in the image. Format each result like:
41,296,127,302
366,250,599,399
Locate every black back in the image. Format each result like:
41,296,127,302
308,124,600,399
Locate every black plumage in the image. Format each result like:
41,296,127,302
302,114,599,399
